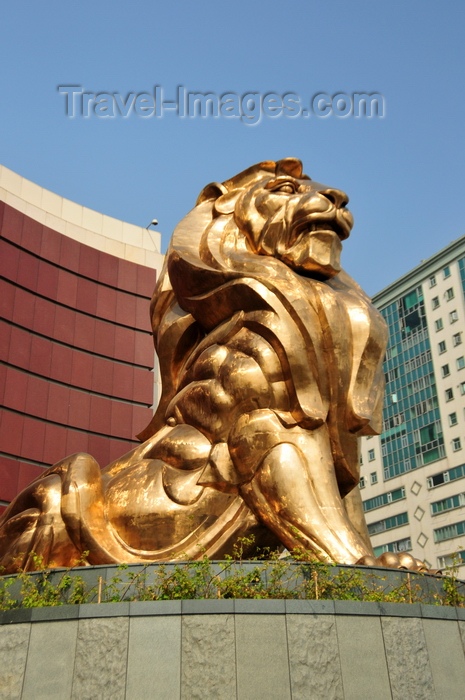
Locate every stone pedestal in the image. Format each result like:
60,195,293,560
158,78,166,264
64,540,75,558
1,567,465,699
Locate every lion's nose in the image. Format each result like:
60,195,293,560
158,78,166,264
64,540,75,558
320,188,349,209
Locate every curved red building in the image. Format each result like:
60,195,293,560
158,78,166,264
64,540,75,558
0,166,164,515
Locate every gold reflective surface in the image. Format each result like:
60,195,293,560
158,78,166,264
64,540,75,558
0,158,422,573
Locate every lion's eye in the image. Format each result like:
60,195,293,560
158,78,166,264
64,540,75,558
268,180,298,194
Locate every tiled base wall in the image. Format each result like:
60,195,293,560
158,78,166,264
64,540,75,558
1,600,465,699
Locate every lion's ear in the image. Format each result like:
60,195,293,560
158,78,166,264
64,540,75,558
196,182,228,206
196,181,243,215
276,158,303,178
213,189,243,215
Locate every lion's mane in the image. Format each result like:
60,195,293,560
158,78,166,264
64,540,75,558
138,160,386,498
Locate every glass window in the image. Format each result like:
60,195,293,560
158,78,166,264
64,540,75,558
438,552,465,568
438,340,446,354
419,424,438,444
434,521,465,543
403,289,419,310
460,381,465,396
452,438,462,452
373,538,411,556
432,296,440,309
363,488,406,512
368,449,375,461
429,275,437,287
435,318,444,331
457,356,465,370
449,465,465,482
446,288,455,301
442,364,450,377
445,388,454,401
444,265,451,278
453,333,462,347
370,471,378,485
431,493,465,515
359,476,366,489
428,466,465,488
367,512,408,535
428,472,448,489
450,310,458,323
449,413,458,427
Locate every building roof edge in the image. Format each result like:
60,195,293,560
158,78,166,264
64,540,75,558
372,234,465,307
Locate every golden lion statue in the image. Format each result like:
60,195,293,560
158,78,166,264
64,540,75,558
0,158,424,573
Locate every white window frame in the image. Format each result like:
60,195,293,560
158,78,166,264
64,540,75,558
449,412,458,427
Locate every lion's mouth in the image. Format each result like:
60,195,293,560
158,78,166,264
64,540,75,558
290,215,351,246
289,217,351,245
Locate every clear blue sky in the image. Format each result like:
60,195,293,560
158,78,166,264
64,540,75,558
2,1,464,295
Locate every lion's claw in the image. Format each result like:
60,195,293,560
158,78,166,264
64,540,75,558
356,552,430,572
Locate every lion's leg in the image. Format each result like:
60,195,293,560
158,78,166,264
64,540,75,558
240,429,372,564
342,484,373,554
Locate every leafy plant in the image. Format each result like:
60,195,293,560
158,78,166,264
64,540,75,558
1,540,464,610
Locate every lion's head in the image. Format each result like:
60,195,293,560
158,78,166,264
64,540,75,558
196,157,353,279
138,158,372,443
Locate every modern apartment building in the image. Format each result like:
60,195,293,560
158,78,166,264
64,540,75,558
0,166,164,516
360,235,465,572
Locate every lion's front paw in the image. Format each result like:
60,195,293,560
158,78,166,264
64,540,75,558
356,552,429,572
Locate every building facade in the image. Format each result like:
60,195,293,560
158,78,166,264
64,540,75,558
360,235,465,572
0,166,164,516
